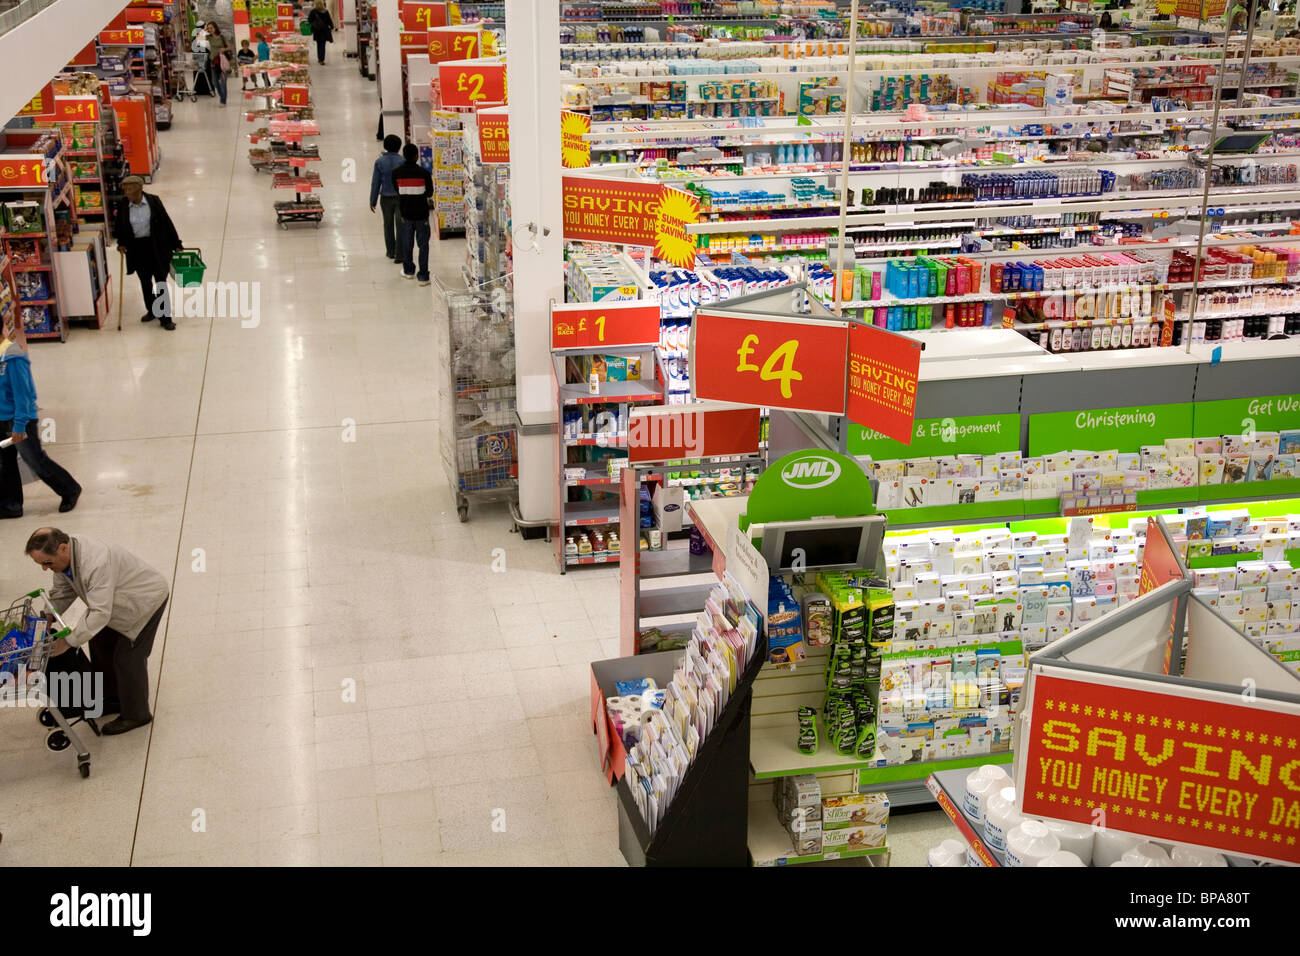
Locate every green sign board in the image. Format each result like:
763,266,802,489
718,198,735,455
847,413,1021,459
741,448,875,531
1191,393,1300,438
1028,402,1194,457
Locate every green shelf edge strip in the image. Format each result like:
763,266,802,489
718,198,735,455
752,749,1012,781
760,844,890,866
1199,479,1300,502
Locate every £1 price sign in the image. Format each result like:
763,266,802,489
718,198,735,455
54,97,100,122
401,1,447,30
438,59,505,107
0,158,47,187
691,311,849,415
551,301,660,351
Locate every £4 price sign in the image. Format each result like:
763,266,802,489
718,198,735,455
691,311,849,415
439,59,505,107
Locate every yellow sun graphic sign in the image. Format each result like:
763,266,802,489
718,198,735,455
655,187,699,269
560,110,591,169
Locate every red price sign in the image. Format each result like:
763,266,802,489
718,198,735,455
477,109,509,163
68,40,99,67
17,82,55,118
691,311,849,415
54,97,100,121
438,60,505,107
282,85,309,108
844,322,921,444
551,301,660,351
399,30,427,48
401,1,447,31
428,26,483,62
0,158,47,188
628,405,762,465
1020,671,1300,866
125,7,165,22
99,28,146,44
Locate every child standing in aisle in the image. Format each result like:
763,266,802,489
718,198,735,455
237,40,256,89
256,32,270,62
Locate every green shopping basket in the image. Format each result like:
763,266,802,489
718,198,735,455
170,248,206,287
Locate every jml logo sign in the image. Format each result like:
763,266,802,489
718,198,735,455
781,456,841,489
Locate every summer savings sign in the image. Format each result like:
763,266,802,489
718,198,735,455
1019,670,1300,865
561,174,699,269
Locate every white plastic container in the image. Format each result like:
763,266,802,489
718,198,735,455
1092,829,1140,868
1038,849,1086,867
927,838,968,867
1121,842,1173,867
963,765,1009,825
1041,819,1095,865
1005,820,1061,868
983,786,1023,855
1171,845,1228,867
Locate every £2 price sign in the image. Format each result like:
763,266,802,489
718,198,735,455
691,311,849,415
438,59,505,107
844,322,921,444
1020,671,1300,865
551,301,660,351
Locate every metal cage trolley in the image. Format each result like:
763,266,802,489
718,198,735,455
434,275,518,522
0,589,99,778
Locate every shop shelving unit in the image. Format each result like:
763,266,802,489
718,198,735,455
267,119,324,227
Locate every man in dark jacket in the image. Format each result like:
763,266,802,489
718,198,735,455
112,176,182,331
369,135,405,262
392,143,433,286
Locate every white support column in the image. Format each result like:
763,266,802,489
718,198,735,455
506,0,562,524
376,0,404,135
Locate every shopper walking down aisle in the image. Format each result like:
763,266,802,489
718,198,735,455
393,143,433,285
205,21,230,106
370,135,404,262
113,176,183,331
0,317,80,518
26,528,170,736
308,0,335,64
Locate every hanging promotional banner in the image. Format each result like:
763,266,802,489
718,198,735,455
401,1,447,30
844,322,922,445
691,311,849,415
99,28,146,45
655,186,699,270
476,107,509,163
628,405,762,465
848,413,1020,459
1138,517,1187,674
16,83,56,119
428,24,487,62
561,174,662,247
0,157,47,187
1019,670,1300,866
68,40,99,67
551,301,660,351
54,97,100,122
438,58,506,107
560,110,591,168
125,6,166,22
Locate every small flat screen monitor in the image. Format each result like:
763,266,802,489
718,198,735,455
759,516,885,572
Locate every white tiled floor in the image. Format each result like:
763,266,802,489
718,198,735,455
0,55,947,866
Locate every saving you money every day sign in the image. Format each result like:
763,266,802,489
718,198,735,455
1020,672,1300,864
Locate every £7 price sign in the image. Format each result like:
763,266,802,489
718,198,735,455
438,60,505,107
690,311,849,415
428,26,485,62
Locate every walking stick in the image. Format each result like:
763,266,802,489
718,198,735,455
117,247,125,332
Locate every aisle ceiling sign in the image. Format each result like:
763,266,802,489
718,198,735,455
16,83,56,120
550,301,660,352
560,174,698,269
400,1,447,30
428,24,490,62
438,58,506,107
476,105,508,164
1018,669,1300,866
844,322,922,444
691,311,850,416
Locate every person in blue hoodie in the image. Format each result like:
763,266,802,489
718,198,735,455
0,318,80,518
369,135,405,262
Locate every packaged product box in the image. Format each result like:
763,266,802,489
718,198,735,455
651,484,684,533
822,822,888,851
822,792,891,828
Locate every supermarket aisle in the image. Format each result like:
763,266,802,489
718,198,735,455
0,56,623,866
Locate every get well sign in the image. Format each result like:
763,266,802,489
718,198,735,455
1019,672,1300,864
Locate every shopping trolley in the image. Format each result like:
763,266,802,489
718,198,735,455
174,52,204,102
0,588,98,779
